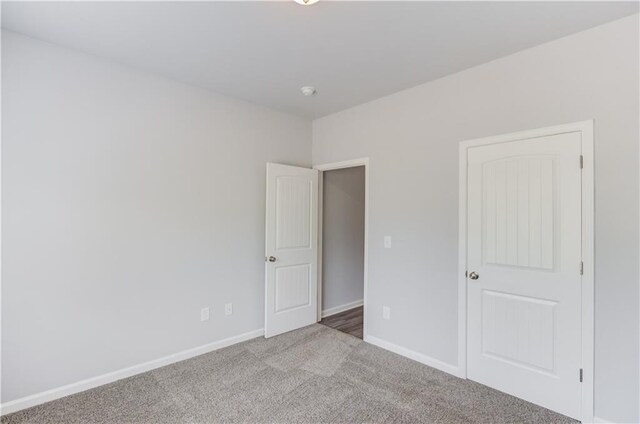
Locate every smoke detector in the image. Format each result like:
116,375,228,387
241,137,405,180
294,0,320,5
301,86,317,97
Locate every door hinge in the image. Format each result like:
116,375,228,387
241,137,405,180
580,261,584,275
465,270,468,278
580,155,584,169
579,368,583,383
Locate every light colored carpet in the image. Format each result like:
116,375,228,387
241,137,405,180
2,324,576,423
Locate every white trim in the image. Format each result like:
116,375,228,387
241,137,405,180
0,328,264,416
365,335,462,378
321,299,364,318
314,158,369,172
457,137,468,379
580,121,595,423
457,120,595,423
592,417,612,424
313,157,369,338
316,169,324,322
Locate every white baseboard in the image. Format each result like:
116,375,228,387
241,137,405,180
592,417,612,424
0,328,264,416
365,335,462,378
321,299,363,318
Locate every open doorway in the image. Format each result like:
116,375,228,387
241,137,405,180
315,161,367,339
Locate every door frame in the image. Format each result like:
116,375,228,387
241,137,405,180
313,158,369,338
458,121,594,422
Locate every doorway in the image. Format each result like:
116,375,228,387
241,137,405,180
315,159,369,340
458,121,594,422
263,159,368,340
318,166,365,338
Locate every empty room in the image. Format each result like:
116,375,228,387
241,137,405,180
1,1,639,423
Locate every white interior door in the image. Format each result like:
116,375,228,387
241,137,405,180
265,163,318,338
466,132,583,419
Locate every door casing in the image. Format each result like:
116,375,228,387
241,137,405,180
313,158,369,339
458,121,594,422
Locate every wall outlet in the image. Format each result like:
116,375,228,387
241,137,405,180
383,306,391,320
384,236,392,248
224,303,233,316
200,307,210,321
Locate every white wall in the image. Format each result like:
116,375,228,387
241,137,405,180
313,15,639,423
321,166,365,312
1,31,311,403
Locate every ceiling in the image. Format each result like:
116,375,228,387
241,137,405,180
2,1,638,119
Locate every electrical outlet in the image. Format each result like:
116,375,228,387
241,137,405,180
384,236,392,248
200,307,210,321
383,306,391,320
225,303,233,316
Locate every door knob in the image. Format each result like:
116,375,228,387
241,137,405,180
468,271,479,280
267,256,277,262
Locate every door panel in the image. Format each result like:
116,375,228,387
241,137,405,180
467,132,582,419
483,157,554,269
276,176,312,250
481,290,556,372
275,264,311,313
265,163,318,338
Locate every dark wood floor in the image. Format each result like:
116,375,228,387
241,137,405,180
319,306,363,339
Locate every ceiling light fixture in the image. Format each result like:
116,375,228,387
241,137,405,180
294,0,319,5
301,86,317,96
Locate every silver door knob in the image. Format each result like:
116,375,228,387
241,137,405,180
267,256,277,262
468,271,479,280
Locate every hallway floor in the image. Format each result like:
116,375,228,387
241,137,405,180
320,306,363,339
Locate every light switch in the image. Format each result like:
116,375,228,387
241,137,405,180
200,307,210,321
383,306,391,320
384,236,392,248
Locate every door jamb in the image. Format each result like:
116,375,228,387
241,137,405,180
313,158,369,339
457,121,594,422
